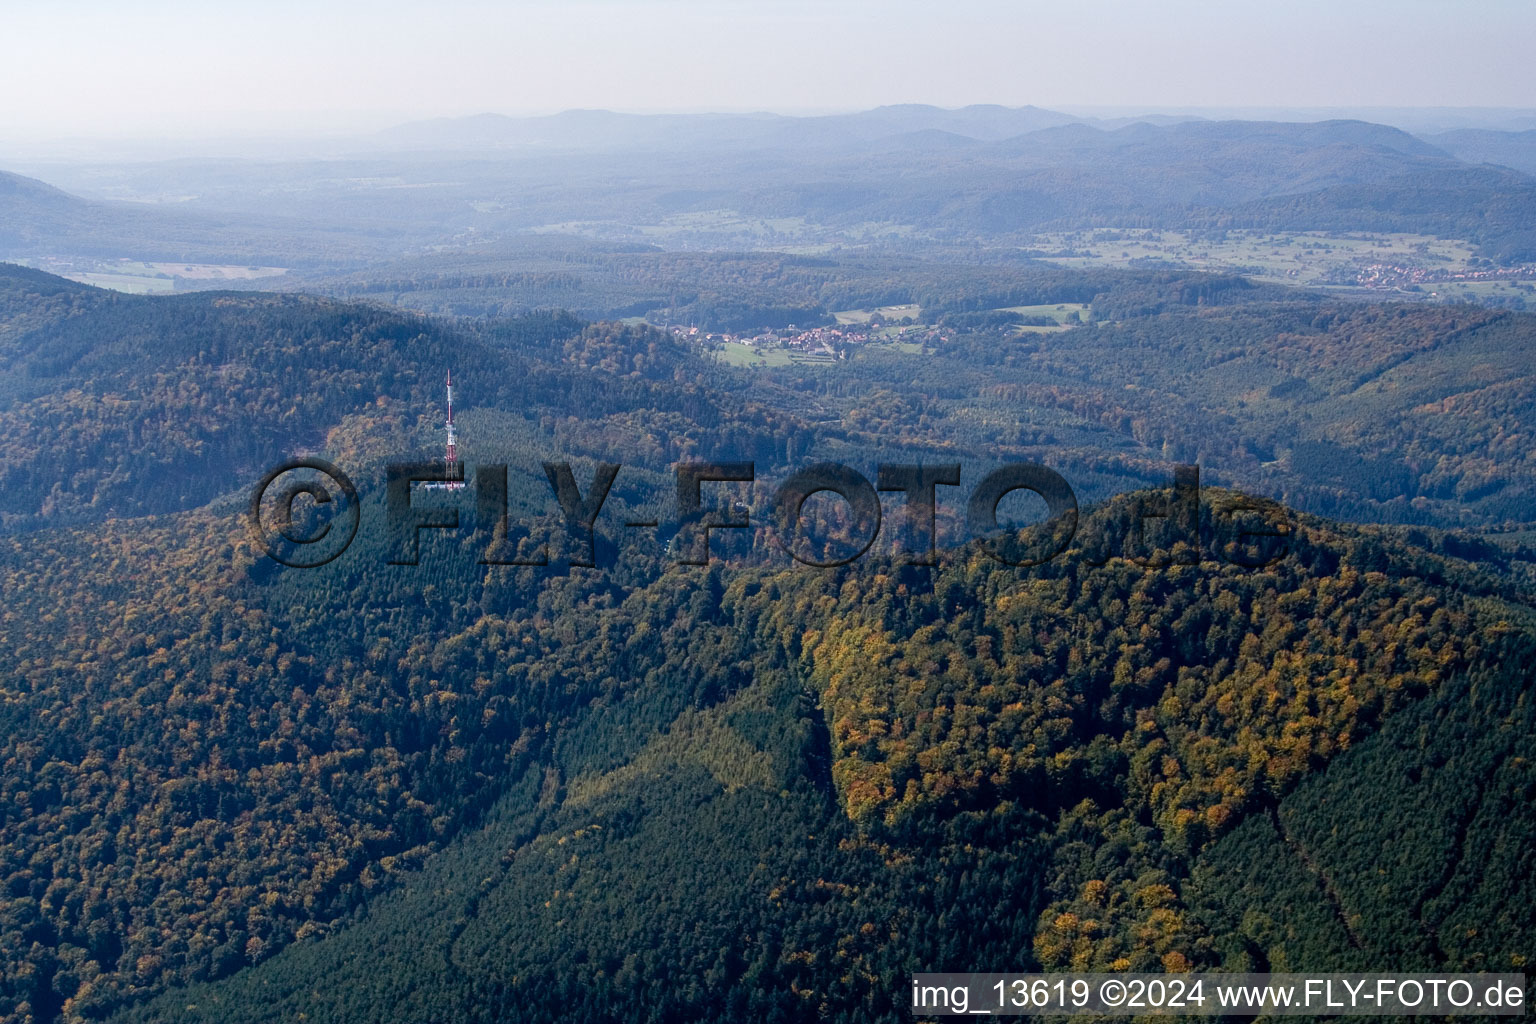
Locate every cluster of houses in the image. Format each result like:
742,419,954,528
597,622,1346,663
1343,261,1536,290
668,322,950,360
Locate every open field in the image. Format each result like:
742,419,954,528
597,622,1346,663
832,303,923,325
67,272,175,294
997,301,1088,331
716,330,924,369
530,210,918,250
1420,278,1536,302
148,261,287,281
1029,228,1536,299
1031,228,1477,282
834,301,1086,335
717,340,796,367
16,257,290,294
997,302,1087,322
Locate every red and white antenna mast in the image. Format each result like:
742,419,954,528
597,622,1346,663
445,370,457,472
422,371,464,491
443,370,463,488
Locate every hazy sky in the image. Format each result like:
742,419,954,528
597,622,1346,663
2,0,1532,139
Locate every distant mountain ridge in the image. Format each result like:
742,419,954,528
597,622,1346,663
377,105,1497,165
1426,128,1536,176
0,168,424,266
0,169,106,249
6,108,1536,265
376,103,1085,150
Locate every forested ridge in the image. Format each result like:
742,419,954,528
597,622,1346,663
0,265,1532,1022
3,263,1534,533
0,265,808,529
5,475,1533,1023
310,250,1171,328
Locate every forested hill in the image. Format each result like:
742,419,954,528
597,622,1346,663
0,172,102,252
0,265,742,529
3,480,1530,1023
3,264,1533,535
0,266,1530,1022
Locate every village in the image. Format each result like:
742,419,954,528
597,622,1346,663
657,301,1089,367
667,318,951,366
1341,260,1536,290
